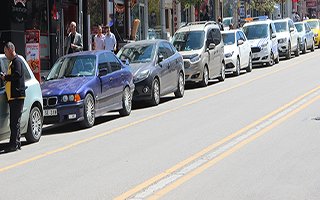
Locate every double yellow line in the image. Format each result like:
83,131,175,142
115,85,320,199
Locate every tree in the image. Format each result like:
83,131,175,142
250,0,282,14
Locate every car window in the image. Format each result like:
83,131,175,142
162,42,175,58
295,23,303,32
236,31,241,41
207,29,213,43
305,23,311,32
158,43,169,59
98,53,111,74
106,53,122,72
212,28,221,45
239,31,246,41
288,20,295,29
274,22,287,33
168,42,177,53
222,32,235,45
172,31,205,51
117,44,156,63
22,61,32,81
243,24,268,39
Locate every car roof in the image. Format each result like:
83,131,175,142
304,19,319,22
221,30,239,34
177,21,219,32
243,20,273,26
273,18,292,23
122,39,166,48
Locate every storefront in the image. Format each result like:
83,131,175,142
0,0,87,71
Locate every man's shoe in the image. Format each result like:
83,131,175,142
5,145,20,153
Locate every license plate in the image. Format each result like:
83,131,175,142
44,109,57,116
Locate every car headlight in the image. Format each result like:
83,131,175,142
61,94,81,103
134,69,150,83
225,51,234,58
261,42,268,48
278,38,286,43
190,54,201,63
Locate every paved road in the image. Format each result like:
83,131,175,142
1,49,320,200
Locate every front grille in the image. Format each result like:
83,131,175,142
43,97,58,107
252,57,260,61
251,47,261,53
226,63,234,69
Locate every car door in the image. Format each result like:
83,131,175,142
305,23,313,48
289,20,298,50
162,42,178,92
0,58,10,137
206,28,215,76
238,31,250,68
212,28,223,77
97,53,112,110
157,42,172,94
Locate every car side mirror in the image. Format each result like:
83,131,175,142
290,27,294,32
237,39,244,46
271,33,276,38
41,75,46,82
158,54,164,63
99,68,108,76
208,43,216,50
121,59,130,65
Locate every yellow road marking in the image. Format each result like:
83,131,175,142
115,85,320,200
147,95,320,200
0,55,316,174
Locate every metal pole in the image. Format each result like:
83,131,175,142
160,0,166,39
144,0,148,40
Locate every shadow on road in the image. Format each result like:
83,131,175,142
0,141,33,155
132,96,176,110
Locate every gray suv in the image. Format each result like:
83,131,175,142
172,21,225,87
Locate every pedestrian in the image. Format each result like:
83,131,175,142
0,42,26,152
104,25,117,52
229,23,234,30
64,21,83,54
218,17,224,31
93,25,105,50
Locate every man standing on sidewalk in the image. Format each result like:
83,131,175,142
104,25,117,52
65,21,83,54
93,25,105,50
0,42,25,152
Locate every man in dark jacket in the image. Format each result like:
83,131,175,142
0,42,25,152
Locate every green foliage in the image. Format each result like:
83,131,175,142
88,0,103,26
177,0,203,8
250,0,282,14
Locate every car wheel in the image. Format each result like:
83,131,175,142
294,42,300,57
234,57,240,76
218,62,226,82
311,41,315,52
174,71,185,98
275,53,280,64
82,93,95,128
25,106,42,143
119,86,132,116
302,40,307,54
150,78,160,106
286,42,291,59
267,51,274,66
199,66,209,87
246,54,252,72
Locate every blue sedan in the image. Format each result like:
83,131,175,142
41,51,134,128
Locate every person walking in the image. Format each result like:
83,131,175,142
218,17,224,31
104,25,117,52
93,25,105,50
0,42,26,152
65,21,83,54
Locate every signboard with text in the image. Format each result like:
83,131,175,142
25,30,41,82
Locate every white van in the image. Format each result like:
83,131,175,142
243,19,279,66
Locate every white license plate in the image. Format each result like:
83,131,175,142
44,109,58,116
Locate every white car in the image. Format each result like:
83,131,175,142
274,18,300,59
0,55,43,143
243,19,279,66
222,29,252,76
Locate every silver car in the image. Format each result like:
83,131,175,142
0,55,43,143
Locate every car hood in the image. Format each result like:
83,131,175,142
224,45,236,54
297,32,305,38
247,38,269,47
129,62,153,76
41,77,92,96
179,50,202,57
276,32,289,39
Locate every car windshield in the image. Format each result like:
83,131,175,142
274,22,288,33
172,31,205,51
118,44,156,63
223,18,232,26
46,55,96,80
222,33,235,45
294,23,303,32
243,24,268,40
306,21,319,29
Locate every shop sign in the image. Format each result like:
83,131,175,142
25,30,41,82
11,0,27,22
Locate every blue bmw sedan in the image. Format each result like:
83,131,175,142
41,51,134,128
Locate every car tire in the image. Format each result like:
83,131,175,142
286,42,291,60
199,66,209,87
119,86,132,116
25,106,42,143
174,71,185,98
311,41,315,52
275,54,280,64
246,54,252,72
267,51,274,66
234,57,241,76
150,78,160,106
218,62,226,82
294,42,300,57
82,93,95,128
302,40,307,54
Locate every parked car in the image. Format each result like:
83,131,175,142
0,55,43,143
273,18,300,59
172,21,225,87
41,51,134,128
243,19,279,66
117,39,184,106
222,29,252,76
223,17,234,30
304,19,320,48
294,21,315,54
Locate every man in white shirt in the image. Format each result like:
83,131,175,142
104,26,117,52
93,25,105,50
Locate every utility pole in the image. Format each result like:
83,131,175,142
160,0,166,39
144,0,148,40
